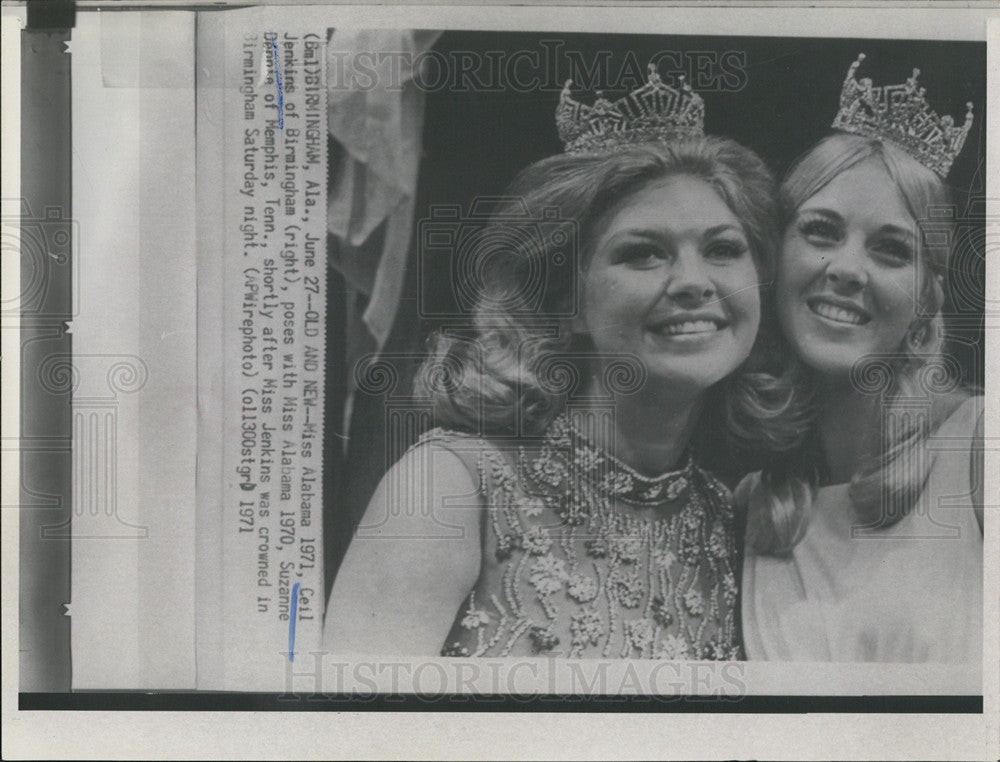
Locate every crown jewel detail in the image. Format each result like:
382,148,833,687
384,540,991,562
831,53,974,178
556,63,705,155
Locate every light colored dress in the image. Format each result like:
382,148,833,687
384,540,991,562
417,412,743,660
741,396,983,662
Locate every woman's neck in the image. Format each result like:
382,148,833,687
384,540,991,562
815,377,880,484
574,378,704,476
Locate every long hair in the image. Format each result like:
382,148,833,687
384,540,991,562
416,137,803,477
747,133,968,554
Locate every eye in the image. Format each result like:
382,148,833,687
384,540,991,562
616,243,663,268
871,237,914,265
705,238,749,261
797,214,842,245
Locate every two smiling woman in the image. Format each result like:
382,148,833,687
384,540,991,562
324,57,983,663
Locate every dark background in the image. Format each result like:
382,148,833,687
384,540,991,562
324,33,988,599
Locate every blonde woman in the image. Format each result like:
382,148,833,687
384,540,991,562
741,55,983,663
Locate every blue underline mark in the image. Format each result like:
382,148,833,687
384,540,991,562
270,33,284,129
288,582,300,662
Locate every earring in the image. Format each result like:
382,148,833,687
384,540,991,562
906,321,929,349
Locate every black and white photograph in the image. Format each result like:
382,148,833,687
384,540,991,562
3,2,998,759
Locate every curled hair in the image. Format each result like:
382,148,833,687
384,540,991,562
751,133,968,554
417,138,803,474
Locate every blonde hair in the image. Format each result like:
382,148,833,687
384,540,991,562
416,138,804,477
748,133,968,554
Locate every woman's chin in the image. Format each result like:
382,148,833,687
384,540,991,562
792,340,872,379
783,313,896,378
640,360,738,397
637,332,752,387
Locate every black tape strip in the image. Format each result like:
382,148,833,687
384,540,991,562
18,692,986,713
20,26,73,691
27,0,76,30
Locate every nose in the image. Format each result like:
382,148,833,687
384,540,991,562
823,243,869,291
664,248,715,306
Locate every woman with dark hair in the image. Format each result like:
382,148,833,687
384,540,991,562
324,68,796,658
740,55,984,663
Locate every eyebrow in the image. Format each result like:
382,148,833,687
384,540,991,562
605,223,746,243
703,223,745,238
879,224,918,242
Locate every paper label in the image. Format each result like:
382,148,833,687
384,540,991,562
218,24,327,690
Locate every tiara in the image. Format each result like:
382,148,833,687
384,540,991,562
831,53,974,178
556,63,705,155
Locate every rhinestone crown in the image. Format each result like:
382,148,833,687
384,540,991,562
556,63,705,155
831,53,973,178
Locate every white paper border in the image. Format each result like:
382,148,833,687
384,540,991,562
3,3,998,760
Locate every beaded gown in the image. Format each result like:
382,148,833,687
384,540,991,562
416,412,743,660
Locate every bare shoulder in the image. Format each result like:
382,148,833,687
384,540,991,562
932,391,983,437
323,434,486,655
356,434,485,538
929,392,984,532
950,395,986,532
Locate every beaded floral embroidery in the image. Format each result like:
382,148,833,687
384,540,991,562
424,413,742,660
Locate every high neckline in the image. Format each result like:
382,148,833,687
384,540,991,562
546,412,696,507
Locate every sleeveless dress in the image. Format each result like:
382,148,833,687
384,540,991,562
416,412,743,660
741,396,984,662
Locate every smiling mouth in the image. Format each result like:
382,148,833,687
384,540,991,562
807,299,870,326
647,318,726,337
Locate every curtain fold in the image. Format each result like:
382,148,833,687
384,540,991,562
327,29,441,350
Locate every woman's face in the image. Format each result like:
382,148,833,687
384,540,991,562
579,173,762,396
777,159,922,377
